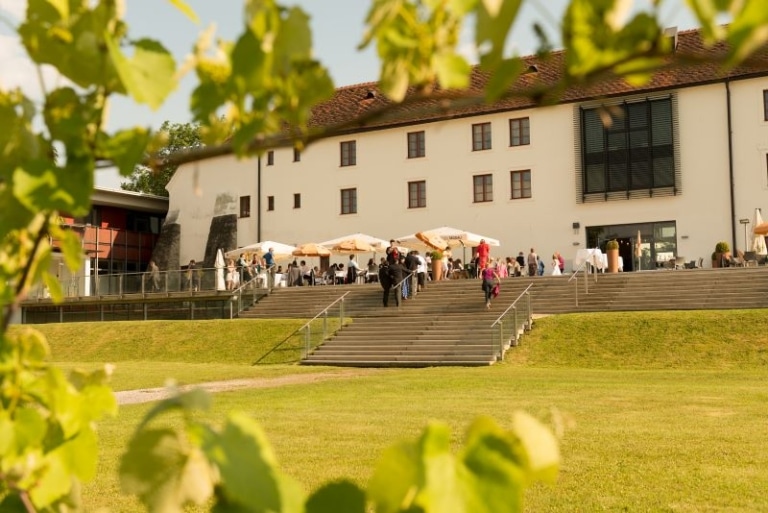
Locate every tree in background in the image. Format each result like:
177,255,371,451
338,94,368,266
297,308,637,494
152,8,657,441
121,120,201,196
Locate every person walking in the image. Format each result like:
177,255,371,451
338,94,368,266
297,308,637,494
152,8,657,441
481,263,500,309
379,260,392,306
147,260,161,292
388,256,406,307
477,238,490,270
527,248,538,277
263,247,276,288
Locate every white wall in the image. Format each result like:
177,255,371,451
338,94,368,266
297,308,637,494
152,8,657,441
169,77,768,269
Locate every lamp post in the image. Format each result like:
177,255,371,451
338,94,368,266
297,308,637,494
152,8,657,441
739,218,750,252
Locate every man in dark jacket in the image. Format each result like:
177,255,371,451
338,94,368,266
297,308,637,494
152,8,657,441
404,250,418,298
388,256,406,307
378,260,392,306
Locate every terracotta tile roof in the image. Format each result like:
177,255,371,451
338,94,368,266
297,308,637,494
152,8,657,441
309,28,768,133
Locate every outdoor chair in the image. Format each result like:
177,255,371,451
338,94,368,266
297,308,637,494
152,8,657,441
674,256,686,270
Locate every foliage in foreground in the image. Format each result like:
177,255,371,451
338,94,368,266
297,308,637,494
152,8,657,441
2,0,768,510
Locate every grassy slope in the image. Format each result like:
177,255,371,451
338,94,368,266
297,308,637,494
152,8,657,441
11,311,768,512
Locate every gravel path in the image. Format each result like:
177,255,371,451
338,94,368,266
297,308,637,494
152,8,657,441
115,369,383,405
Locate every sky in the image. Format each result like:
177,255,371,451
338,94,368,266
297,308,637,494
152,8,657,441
0,0,704,187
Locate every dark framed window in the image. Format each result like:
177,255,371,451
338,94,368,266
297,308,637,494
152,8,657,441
472,122,492,151
294,193,301,209
510,170,531,199
408,180,426,208
293,148,301,162
341,188,357,214
340,141,356,166
473,174,493,203
581,97,675,195
509,117,530,146
266,150,274,166
239,196,251,217
764,90,768,121
267,196,274,211
407,131,425,158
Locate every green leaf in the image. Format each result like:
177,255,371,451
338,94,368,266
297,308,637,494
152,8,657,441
475,0,522,68
433,52,471,90
99,127,151,177
167,0,199,24
138,387,211,431
28,449,71,509
725,0,768,65
204,412,304,512
120,428,215,512
509,411,560,483
106,36,177,110
306,480,366,513
482,57,524,102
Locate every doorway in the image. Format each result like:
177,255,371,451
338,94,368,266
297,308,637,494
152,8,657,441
586,221,677,272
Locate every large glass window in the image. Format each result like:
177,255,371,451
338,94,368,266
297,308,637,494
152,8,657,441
586,221,677,272
581,97,675,194
473,174,493,202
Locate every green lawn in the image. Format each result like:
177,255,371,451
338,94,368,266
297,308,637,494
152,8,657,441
13,310,768,512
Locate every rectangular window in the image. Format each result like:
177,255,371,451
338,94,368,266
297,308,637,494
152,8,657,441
340,140,356,166
293,148,301,162
408,180,426,208
509,117,530,146
764,90,768,121
266,150,274,166
239,196,251,217
473,174,493,203
341,188,357,214
294,193,301,209
407,131,426,158
510,170,531,199
267,196,274,211
472,122,492,151
581,97,675,195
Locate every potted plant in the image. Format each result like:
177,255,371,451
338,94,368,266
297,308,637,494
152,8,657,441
606,239,619,273
430,250,443,281
714,241,730,268
711,251,718,268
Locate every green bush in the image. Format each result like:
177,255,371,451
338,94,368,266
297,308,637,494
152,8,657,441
715,241,730,253
606,239,619,250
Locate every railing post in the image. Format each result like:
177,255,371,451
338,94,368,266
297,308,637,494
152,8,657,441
323,310,328,339
511,306,518,347
304,326,310,359
340,297,345,325
526,293,532,331
497,321,503,360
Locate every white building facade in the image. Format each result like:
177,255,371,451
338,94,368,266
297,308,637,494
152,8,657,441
167,29,768,271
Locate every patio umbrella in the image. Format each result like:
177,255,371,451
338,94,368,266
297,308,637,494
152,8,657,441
225,241,297,260
415,231,448,251
319,233,389,252
331,239,375,253
753,209,768,254
215,248,226,291
397,226,500,248
292,243,331,257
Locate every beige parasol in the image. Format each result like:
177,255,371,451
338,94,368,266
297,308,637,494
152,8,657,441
292,243,331,257
331,239,375,253
415,231,449,251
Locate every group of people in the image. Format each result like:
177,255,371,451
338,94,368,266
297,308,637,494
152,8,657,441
376,240,429,307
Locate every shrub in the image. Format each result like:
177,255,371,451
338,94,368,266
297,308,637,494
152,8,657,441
715,241,730,253
606,239,619,250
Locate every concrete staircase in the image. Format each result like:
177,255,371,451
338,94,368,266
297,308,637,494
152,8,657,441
238,267,768,367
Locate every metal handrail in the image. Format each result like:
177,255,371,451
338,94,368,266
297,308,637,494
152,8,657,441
489,283,534,361
568,257,597,307
228,274,265,318
298,291,351,358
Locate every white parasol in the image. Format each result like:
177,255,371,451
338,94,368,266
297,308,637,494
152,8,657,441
215,248,226,291
753,208,767,255
396,226,500,248
225,241,297,260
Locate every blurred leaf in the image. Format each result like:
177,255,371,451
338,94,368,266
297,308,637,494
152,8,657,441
120,428,215,512
99,127,151,177
725,0,768,65
306,480,366,513
168,0,199,23
138,387,211,431
434,52,471,90
106,37,177,110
